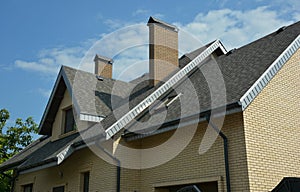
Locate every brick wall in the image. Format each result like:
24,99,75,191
127,113,250,192
243,48,300,191
95,61,113,79
15,113,249,192
149,24,178,86
15,147,140,192
51,90,73,141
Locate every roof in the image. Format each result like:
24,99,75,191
102,21,300,138
39,66,132,135
271,177,300,192
1,20,300,173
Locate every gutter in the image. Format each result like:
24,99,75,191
205,115,231,192
95,141,121,192
124,102,241,141
18,157,57,174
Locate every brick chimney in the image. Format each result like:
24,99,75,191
94,54,113,78
147,16,179,86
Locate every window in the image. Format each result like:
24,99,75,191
53,186,64,192
64,107,75,133
81,171,90,192
23,184,33,192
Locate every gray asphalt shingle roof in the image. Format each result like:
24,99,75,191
1,20,299,172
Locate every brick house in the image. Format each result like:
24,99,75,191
1,17,299,192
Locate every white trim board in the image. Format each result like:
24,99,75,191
239,35,300,110
105,40,227,140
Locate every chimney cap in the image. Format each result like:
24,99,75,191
147,16,178,32
94,54,113,64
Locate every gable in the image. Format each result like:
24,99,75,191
51,89,72,140
240,34,300,110
38,69,67,135
38,66,131,136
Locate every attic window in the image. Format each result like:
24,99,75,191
64,107,75,133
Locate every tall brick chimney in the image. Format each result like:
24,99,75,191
94,54,113,78
147,16,179,86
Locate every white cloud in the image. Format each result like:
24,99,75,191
132,9,164,19
15,6,297,82
15,60,58,74
104,19,126,30
293,13,300,21
15,46,88,76
132,9,150,16
37,88,52,98
179,7,293,50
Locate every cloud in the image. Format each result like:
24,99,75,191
15,46,88,76
294,13,300,21
15,6,297,82
37,88,52,98
15,60,58,74
132,9,164,19
104,19,126,30
132,9,150,16
77,23,149,81
178,6,293,50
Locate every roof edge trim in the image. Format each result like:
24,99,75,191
239,34,300,110
124,102,241,141
38,68,64,134
105,40,226,139
19,161,57,175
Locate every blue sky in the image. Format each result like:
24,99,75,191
0,0,299,127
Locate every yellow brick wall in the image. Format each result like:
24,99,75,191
149,24,179,86
51,89,73,141
15,113,248,192
243,48,300,191
125,113,250,192
15,147,140,192
95,61,112,79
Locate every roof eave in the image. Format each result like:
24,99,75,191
123,102,242,141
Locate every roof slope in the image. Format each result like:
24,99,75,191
101,21,300,135
39,66,133,135
1,20,300,172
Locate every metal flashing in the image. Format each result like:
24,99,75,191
57,145,74,165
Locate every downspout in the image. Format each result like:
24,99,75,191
95,141,121,192
205,115,231,192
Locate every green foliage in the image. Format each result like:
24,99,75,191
0,109,38,191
